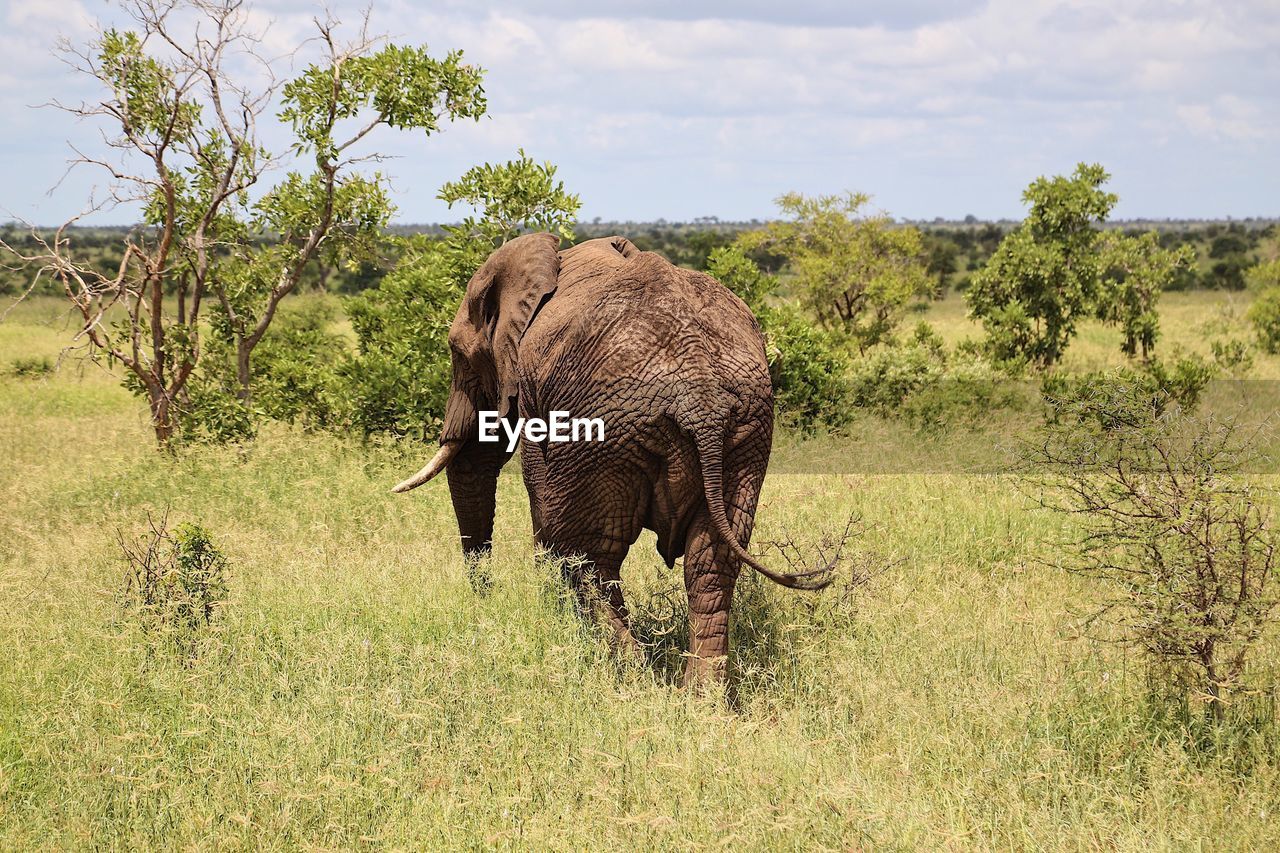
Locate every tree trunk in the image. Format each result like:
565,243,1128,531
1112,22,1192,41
149,386,175,448
235,338,252,404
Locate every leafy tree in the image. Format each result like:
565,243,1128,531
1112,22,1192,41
969,163,1191,367
921,232,960,294
1,1,485,445
1096,231,1194,359
967,163,1117,367
742,192,931,350
1208,256,1250,290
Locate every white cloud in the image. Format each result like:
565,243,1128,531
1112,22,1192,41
0,0,1275,223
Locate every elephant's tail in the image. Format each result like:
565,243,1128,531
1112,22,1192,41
692,415,832,591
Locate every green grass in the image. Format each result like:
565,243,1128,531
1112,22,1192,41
2,293,1280,848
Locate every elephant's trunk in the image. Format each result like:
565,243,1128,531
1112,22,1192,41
445,439,511,559
390,441,462,493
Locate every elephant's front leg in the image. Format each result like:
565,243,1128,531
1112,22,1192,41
681,511,740,688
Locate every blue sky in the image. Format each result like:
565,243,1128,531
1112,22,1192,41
1,0,1276,224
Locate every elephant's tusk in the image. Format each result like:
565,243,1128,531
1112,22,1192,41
390,441,463,493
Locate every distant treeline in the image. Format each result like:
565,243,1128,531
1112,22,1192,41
3,218,1277,298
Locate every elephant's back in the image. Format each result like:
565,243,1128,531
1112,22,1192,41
534,251,767,374
519,249,775,566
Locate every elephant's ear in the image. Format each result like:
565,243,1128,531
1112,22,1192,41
455,232,561,421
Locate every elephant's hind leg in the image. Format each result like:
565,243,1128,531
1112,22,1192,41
680,509,740,689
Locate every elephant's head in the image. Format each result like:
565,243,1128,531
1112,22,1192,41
391,232,561,555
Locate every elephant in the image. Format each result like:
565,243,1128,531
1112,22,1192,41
392,233,828,687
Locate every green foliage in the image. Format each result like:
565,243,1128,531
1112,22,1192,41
705,244,772,312
280,45,486,160
338,237,460,438
1210,338,1255,377
8,356,53,378
98,29,200,144
847,328,1021,430
1208,256,1250,290
759,305,854,432
743,192,931,349
1247,259,1280,292
970,165,1194,366
438,149,580,247
1247,288,1280,354
1096,231,1195,359
52,5,495,446
175,357,259,445
250,298,347,426
848,342,943,412
1040,353,1216,427
968,163,1118,366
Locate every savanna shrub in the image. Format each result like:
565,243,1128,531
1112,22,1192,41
1210,337,1255,377
175,296,346,443
848,342,942,411
1041,353,1215,427
337,236,464,438
1246,258,1280,292
760,304,854,432
901,356,1026,430
175,377,260,444
1247,287,1280,354
250,295,347,426
120,517,229,638
1025,398,1279,722
8,355,53,377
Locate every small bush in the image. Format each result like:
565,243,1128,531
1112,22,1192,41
901,356,1026,430
1247,287,1280,354
9,355,53,377
1246,258,1280,293
1210,338,1255,377
1041,354,1215,427
759,305,854,432
119,515,229,641
848,331,1024,429
251,296,346,427
1024,399,1280,722
335,237,462,438
848,343,941,411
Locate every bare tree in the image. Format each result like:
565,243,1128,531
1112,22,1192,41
1024,390,1279,722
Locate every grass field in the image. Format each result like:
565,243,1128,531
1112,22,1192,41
3,293,1280,848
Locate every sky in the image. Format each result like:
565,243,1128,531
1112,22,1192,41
0,0,1276,224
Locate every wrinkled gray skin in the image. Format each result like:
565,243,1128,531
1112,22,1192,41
393,234,826,687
